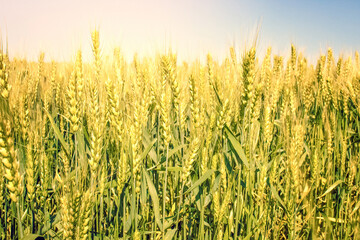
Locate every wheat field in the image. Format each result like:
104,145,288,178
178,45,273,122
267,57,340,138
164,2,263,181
0,30,359,239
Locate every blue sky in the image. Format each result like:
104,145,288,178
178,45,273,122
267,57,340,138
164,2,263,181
0,0,359,63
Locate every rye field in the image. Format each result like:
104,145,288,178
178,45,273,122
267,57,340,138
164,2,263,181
0,31,359,239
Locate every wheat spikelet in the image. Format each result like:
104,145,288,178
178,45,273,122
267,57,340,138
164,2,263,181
217,98,229,131
251,84,263,120
130,101,143,193
0,161,5,214
182,137,201,183
289,86,297,117
39,147,50,209
229,46,237,66
117,149,127,195
42,90,51,138
262,47,272,95
159,87,171,146
162,53,179,116
217,226,223,240
347,159,356,188
105,77,118,127
77,189,93,240
219,153,227,194
133,230,141,240
88,78,104,176
297,55,306,83
289,123,305,199
0,53,10,99
324,49,335,107
19,94,30,142
50,60,57,95
91,29,101,82
89,126,102,176
25,139,35,202
218,185,231,223
34,52,45,98
67,71,79,133
99,164,107,197
242,47,256,105
200,147,208,176
213,189,220,222
0,119,21,203
55,80,61,108
257,163,267,203
75,50,84,116
189,75,200,131
303,78,313,112
290,44,297,72
179,101,187,132
61,194,75,239
211,154,219,185
270,56,283,113
264,105,272,146
342,87,350,116
207,112,216,145
207,53,214,86
341,136,347,177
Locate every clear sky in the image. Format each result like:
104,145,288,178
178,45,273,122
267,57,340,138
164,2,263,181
0,0,360,63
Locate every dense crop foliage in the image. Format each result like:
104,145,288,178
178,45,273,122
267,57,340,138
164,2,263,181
0,32,360,239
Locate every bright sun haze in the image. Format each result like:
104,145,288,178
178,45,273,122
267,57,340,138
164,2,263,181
0,0,360,61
